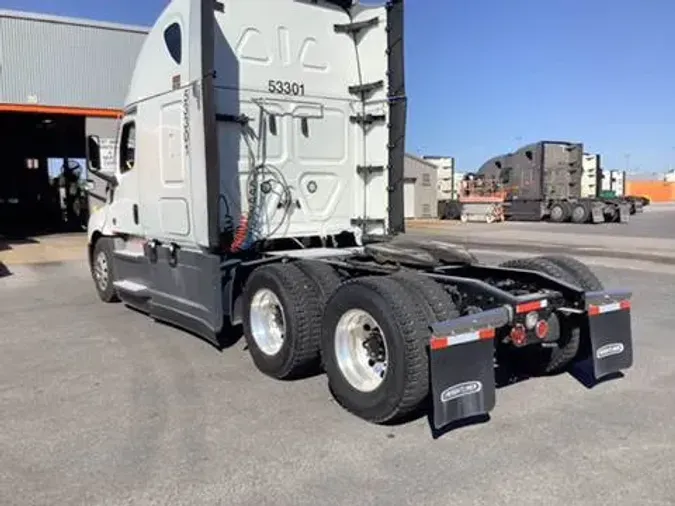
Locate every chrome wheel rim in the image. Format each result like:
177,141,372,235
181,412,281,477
249,288,286,356
94,251,109,291
334,309,388,392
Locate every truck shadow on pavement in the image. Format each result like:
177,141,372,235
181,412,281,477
124,304,627,439
568,359,625,389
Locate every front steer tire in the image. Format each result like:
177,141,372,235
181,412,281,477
321,276,431,424
242,263,323,380
499,257,582,375
91,237,119,303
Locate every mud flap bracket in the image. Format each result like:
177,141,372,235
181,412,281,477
349,80,385,96
585,290,634,379
334,16,379,35
429,306,511,430
357,165,385,177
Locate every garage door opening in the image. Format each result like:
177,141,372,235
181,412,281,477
0,111,90,237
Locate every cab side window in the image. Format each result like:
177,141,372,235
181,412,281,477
164,22,182,64
119,122,136,174
500,167,512,185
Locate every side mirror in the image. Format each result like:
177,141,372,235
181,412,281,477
86,134,118,187
87,135,101,173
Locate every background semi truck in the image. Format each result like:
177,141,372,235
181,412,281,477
84,0,634,432
438,141,643,223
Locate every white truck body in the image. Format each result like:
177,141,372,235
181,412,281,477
88,0,404,250
86,0,406,343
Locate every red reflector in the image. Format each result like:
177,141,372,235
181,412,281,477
515,300,547,314
588,300,630,317
479,328,495,340
430,327,497,350
535,319,549,339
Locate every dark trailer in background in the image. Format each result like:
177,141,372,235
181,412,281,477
476,140,631,224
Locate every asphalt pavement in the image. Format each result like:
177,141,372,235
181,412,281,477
405,204,675,264
2,252,674,506
446,202,675,238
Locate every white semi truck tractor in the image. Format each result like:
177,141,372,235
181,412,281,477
85,0,634,431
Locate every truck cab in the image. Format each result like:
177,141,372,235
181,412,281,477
86,0,405,337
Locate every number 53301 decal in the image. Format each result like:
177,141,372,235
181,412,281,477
268,80,306,96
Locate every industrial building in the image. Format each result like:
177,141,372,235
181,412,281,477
403,153,438,219
0,9,148,235
423,155,463,201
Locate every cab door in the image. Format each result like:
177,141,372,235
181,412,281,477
128,0,224,345
107,117,142,237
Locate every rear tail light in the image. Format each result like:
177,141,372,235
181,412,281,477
535,319,549,339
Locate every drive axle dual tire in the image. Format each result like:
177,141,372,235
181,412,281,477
539,255,604,291
570,202,590,223
499,254,605,374
320,272,459,424
320,276,434,424
499,256,583,374
549,202,571,223
242,263,324,380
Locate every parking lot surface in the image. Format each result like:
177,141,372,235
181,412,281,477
1,253,674,506
418,202,675,239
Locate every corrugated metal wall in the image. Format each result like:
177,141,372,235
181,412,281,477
0,12,148,110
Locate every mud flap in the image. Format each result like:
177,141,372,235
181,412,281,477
429,306,511,430
618,203,630,223
590,205,605,223
585,290,634,379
